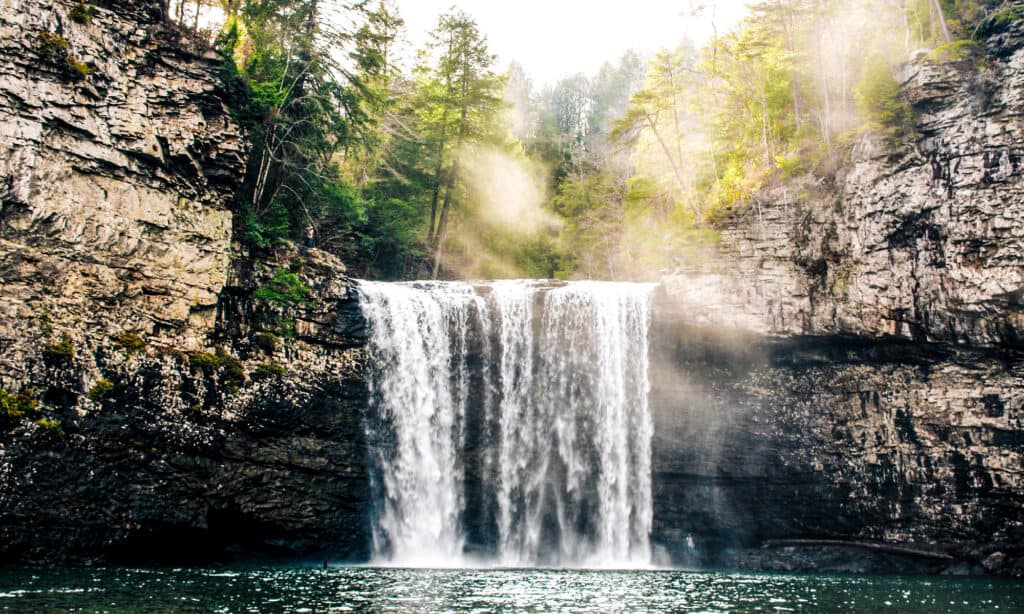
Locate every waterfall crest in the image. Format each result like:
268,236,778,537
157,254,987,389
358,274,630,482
359,280,653,568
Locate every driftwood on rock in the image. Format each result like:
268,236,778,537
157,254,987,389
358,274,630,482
761,539,955,561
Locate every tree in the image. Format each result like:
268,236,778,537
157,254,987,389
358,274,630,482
414,10,505,278
219,0,374,253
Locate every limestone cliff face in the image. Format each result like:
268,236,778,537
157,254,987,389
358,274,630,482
660,20,1024,348
651,15,1024,576
0,0,245,359
0,1,370,563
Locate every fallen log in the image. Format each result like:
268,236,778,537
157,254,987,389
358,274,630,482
761,539,956,561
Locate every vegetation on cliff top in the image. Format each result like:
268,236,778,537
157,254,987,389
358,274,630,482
170,0,1003,280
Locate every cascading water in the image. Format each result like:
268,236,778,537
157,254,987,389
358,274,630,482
358,281,481,566
359,280,654,568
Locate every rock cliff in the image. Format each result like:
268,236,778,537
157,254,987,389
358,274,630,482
0,0,370,564
651,13,1024,576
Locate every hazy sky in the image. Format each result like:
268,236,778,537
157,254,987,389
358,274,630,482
393,1,749,86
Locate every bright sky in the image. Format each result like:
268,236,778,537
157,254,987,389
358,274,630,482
393,1,750,86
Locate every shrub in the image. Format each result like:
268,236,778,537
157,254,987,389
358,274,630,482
189,351,221,374
254,268,312,337
86,378,113,402
252,362,288,381
69,1,95,24
114,332,146,353
35,32,69,60
66,57,94,79
217,349,246,393
855,55,916,143
35,31,94,81
775,153,804,179
923,40,982,64
44,335,75,363
189,346,245,393
254,268,312,308
1,387,38,420
990,4,1024,27
254,332,278,354
34,417,64,436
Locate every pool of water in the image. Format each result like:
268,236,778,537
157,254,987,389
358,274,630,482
0,566,1021,612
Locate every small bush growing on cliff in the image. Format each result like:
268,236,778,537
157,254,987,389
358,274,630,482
254,268,313,337
34,417,64,437
855,55,916,144
990,4,1024,27
254,269,312,308
923,39,983,64
254,332,278,354
69,1,95,25
86,378,114,402
35,32,69,59
35,31,94,81
43,335,75,364
1,387,38,421
114,332,146,353
189,347,246,393
252,362,288,381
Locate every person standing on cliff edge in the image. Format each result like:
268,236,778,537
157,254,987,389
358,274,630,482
303,224,314,255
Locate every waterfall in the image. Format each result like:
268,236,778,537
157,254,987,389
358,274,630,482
359,280,653,568
358,281,481,566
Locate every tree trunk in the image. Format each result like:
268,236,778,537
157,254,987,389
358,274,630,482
431,59,472,279
431,177,454,279
761,85,772,166
816,28,832,149
648,118,701,219
426,116,448,244
930,0,952,43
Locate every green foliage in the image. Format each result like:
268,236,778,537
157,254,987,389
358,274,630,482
923,39,982,63
1,387,38,421
86,378,113,402
254,268,312,307
70,1,95,24
188,351,222,374
189,347,245,393
114,332,146,353
775,153,805,179
34,417,64,436
195,0,993,279
44,335,75,362
990,3,1024,25
66,57,94,79
238,202,290,250
855,56,916,142
216,1,377,260
35,31,94,80
252,361,288,381
35,32,69,59
253,268,310,336
254,332,278,354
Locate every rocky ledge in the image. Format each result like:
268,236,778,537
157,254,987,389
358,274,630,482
650,11,1024,577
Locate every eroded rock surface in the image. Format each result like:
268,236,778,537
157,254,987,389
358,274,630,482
652,14,1024,576
0,1,369,564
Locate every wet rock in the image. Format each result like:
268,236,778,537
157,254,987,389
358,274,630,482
982,551,1006,573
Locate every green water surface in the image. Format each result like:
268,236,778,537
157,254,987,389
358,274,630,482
0,566,1021,613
